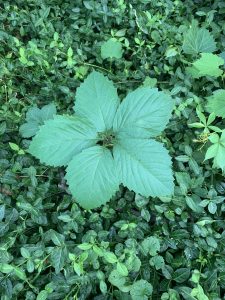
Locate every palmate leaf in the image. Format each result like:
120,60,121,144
113,88,174,138
207,90,225,118
114,137,174,197
74,71,119,132
65,146,119,209
183,23,216,55
205,131,225,171
29,115,97,167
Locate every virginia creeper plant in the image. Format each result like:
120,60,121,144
28,71,174,209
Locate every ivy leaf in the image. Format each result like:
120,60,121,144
130,280,153,300
205,131,225,171
19,103,56,138
114,138,174,197
101,38,123,59
74,71,119,132
207,90,225,118
183,23,216,55
113,87,174,138
192,53,224,78
28,115,97,167
65,146,119,209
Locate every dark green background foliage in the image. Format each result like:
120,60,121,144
1,0,225,299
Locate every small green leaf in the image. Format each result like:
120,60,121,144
9,142,19,151
117,262,128,276
101,38,123,59
205,130,225,171
37,290,48,300
207,90,225,118
77,243,92,250
130,280,153,300
192,53,224,78
173,268,191,283
104,252,118,264
141,236,160,256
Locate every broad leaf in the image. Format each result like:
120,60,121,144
101,38,123,59
130,280,153,300
74,71,119,132
65,146,119,209
205,131,225,171
19,103,56,138
207,90,225,118
192,53,224,78
183,23,216,55
29,115,97,167
113,87,174,138
114,138,174,197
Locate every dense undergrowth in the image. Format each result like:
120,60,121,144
1,1,225,299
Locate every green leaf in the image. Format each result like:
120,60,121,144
50,247,66,274
186,196,203,213
207,90,225,118
65,146,119,209
141,236,160,256
37,290,48,300
114,138,174,197
0,263,14,274
113,87,174,138
117,262,128,276
29,115,97,167
19,104,56,138
183,23,216,55
74,71,119,132
77,243,92,250
104,251,118,264
173,268,191,283
19,122,40,138
205,130,225,171
149,255,165,270
13,266,27,280
9,142,19,151
101,38,123,59
192,53,224,78
108,269,126,288
130,280,153,300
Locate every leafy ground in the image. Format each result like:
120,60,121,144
1,1,225,299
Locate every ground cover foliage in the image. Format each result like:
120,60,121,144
1,0,225,299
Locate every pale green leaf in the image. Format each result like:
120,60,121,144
113,87,174,138
205,132,225,171
19,103,56,138
114,138,174,197
207,90,225,118
192,53,224,78
130,280,153,300
65,146,119,209
183,23,216,55
74,71,119,132
101,38,123,59
29,115,97,167
104,251,118,264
